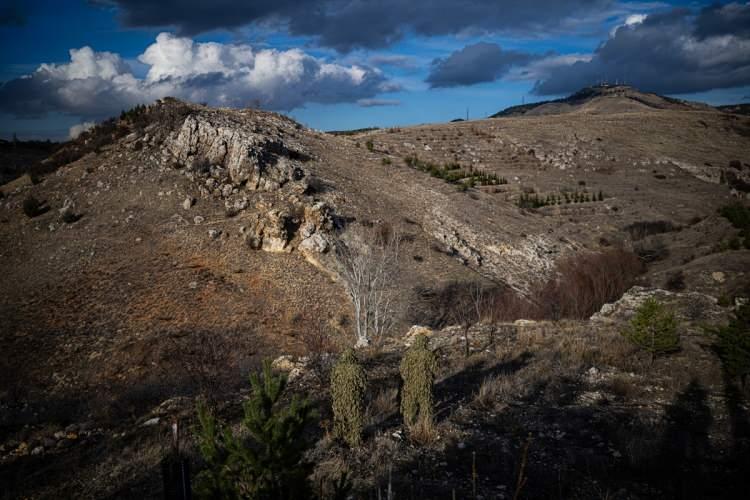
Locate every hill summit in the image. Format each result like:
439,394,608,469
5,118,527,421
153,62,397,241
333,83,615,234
492,84,712,117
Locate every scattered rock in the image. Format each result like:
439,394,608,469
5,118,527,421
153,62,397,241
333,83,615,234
404,325,433,345
271,355,306,380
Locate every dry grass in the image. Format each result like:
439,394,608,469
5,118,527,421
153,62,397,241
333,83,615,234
368,387,399,425
617,421,662,469
608,374,640,400
472,373,511,410
408,417,439,446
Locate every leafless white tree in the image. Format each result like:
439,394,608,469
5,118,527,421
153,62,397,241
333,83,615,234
334,224,401,347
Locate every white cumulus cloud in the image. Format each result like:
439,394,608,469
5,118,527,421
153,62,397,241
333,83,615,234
0,33,396,119
69,121,96,139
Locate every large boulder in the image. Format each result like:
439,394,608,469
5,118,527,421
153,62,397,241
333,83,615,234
166,113,307,196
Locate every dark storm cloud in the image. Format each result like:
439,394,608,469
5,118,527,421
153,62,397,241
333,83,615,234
97,0,614,51
426,42,537,88
533,3,750,96
694,2,750,39
0,4,27,26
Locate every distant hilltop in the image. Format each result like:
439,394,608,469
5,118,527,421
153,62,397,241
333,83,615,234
491,84,730,118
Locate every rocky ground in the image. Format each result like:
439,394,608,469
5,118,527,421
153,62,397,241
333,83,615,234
1,93,749,498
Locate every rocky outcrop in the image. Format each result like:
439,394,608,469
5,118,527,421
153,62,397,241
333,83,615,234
423,209,562,293
242,200,335,256
161,107,337,259
167,113,307,194
591,286,724,323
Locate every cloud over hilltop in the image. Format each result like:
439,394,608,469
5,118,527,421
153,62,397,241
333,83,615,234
0,33,395,119
533,3,750,95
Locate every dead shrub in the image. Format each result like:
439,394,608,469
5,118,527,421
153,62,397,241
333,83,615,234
368,387,399,424
624,220,677,240
634,237,670,263
665,270,686,291
557,335,598,368
302,319,338,383
473,373,512,410
412,249,642,325
608,375,639,401
408,417,439,446
597,334,643,371
534,248,644,320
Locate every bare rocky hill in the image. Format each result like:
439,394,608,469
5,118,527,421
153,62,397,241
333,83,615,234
1,93,749,498
492,84,714,118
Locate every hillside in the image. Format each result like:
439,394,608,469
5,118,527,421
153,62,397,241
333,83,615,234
492,85,714,118
1,95,750,498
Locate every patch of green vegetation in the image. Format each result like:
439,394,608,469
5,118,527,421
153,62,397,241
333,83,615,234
621,298,679,364
718,203,750,249
403,155,506,188
706,304,750,387
194,359,315,499
326,127,380,136
517,189,605,209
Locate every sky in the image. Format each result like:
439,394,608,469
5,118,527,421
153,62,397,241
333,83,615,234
0,1,749,140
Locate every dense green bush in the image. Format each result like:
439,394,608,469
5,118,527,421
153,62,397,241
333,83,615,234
621,298,679,363
194,360,315,499
400,335,438,428
707,304,750,387
718,203,750,249
330,348,367,447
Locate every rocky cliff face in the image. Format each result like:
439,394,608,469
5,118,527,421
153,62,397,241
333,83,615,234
162,106,336,259
423,208,562,293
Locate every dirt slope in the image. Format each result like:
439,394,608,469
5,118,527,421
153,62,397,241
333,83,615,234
1,95,749,498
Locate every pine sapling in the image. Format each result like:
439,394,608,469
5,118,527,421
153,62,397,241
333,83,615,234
621,297,679,364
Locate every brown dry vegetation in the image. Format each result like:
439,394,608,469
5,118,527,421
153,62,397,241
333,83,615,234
1,95,749,498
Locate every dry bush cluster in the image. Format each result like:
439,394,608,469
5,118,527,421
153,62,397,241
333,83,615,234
413,248,643,326
624,220,677,240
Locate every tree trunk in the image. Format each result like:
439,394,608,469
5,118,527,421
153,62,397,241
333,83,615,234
464,325,470,358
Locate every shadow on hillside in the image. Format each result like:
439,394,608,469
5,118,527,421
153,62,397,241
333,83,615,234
433,350,533,422
374,370,750,500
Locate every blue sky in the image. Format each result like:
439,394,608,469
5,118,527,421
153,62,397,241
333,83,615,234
1,0,749,139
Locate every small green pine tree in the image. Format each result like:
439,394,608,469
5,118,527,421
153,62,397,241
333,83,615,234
330,348,367,447
708,304,750,387
194,401,237,499
400,335,438,428
194,360,315,499
621,298,679,364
